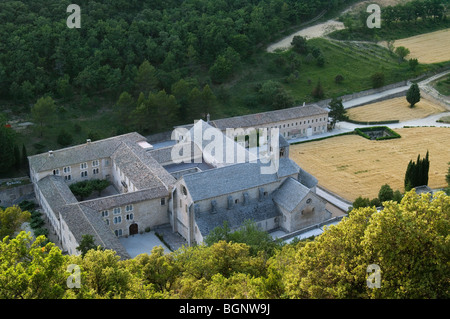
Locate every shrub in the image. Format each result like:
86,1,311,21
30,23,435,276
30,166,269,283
371,72,385,88
335,74,344,84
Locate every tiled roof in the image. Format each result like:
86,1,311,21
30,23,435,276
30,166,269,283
37,175,78,212
195,197,279,237
182,158,300,202
210,104,328,130
272,177,311,213
28,132,145,173
111,141,176,191
60,203,130,259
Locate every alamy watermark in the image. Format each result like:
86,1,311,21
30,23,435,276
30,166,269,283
171,126,280,175
367,264,381,289
67,4,81,29
367,4,381,29
66,264,81,288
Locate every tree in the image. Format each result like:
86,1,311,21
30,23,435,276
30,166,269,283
328,97,347,128
57,129,73,147
0,206,31,239
0,232,67,299
278,190,449,298
371,72,385,89
311,80,324,99
378,184,394,203
409,58,419,71
404,151,429,190
76,234,99,257
406,83,421,108
31,96,56,137
135,60,158,95
291,35,308,54
395,46,410,61
0,125,16,173
113,91,135,127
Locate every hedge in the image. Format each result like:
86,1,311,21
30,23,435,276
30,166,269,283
355,126,401,141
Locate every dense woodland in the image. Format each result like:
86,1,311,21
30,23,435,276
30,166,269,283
0,190,448,299
0,0,356,103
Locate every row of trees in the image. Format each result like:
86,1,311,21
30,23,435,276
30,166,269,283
0,189,448,299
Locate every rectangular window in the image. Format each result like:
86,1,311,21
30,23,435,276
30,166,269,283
63,166,71,173
113,207,121,215
126,213,134,221
101,210,109,217
114,229,122,237
53,169,60,175
80,163,87,169
161,198,166,206
81,171,88,178
93,168,99,175
125,204,133,212
64,175,72,181
114,216,122,224
92,160,99,167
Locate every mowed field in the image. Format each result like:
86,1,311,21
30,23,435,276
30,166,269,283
393,28,450,63
290,127,450,201
347,97,447,122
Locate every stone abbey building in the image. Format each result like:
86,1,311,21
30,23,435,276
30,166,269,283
29,104,331,258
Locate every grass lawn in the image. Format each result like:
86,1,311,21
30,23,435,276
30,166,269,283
219,37,437,118
290,127,450,201
347,97,447,122
434,75,450,96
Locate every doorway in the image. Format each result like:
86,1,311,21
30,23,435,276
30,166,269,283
129,223,138,236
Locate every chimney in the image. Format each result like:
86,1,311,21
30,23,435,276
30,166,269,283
48,150,54,157
86,139,91,144
206,113,210,123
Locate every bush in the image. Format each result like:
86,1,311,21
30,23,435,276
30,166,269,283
335,74,344,84
33,227,48,237
57,129,73,147
371,72,385,89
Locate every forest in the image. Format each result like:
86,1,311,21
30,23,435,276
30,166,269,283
0,0,356,104
0,190,448,299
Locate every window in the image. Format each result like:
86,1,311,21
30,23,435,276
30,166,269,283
93,168,99,175
63,166,71,173
113,207,121,215
235,199,239,204
125,204,133,212
105,219,109,225
53,169,60,175
306,198,312,204
114,216,122,224
114,229,122,237
80,162,87,169
92,160,99,167
64,175,72,181
101,210,109,217
126,213,134,221
81,171,88,178
161,198,166,206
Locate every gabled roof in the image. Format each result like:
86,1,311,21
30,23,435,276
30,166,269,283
29,132,145,173
210,104,328,130
37,175,78,212
111,140,176,191
60,203,130,259
272,177,312,213
182,158,300,202
195,197,279,237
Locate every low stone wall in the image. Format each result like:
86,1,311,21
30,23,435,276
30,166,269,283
0,182,35,207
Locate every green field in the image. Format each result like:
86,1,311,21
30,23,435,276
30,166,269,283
217,37,438,118
435,75,450,96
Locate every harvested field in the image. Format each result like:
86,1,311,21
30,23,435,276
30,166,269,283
393,29,450,64
290,127,450,201
347,97,447,122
